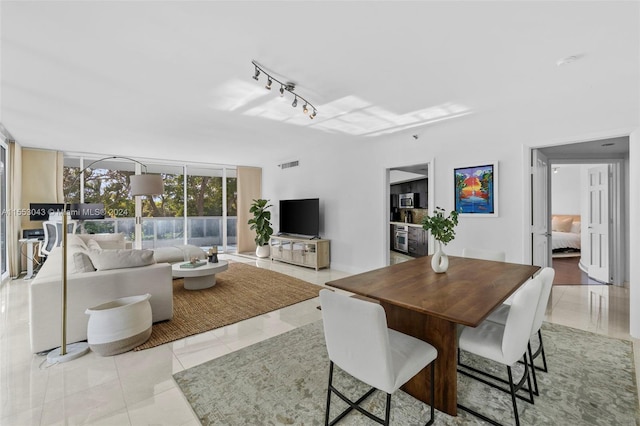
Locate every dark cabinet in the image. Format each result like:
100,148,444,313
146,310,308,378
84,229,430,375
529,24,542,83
391,179,427,209
408,227,429,257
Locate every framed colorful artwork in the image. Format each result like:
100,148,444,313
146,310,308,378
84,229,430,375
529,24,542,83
454,162,498,216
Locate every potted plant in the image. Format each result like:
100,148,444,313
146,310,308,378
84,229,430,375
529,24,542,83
248,199,273,258
421,207,459,273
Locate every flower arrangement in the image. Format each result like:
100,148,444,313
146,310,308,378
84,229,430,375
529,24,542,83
421,207,459,245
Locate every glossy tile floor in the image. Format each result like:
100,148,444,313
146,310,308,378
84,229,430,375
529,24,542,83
1,254,637,425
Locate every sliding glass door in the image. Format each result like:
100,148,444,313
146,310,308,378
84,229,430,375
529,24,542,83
63,156,237,253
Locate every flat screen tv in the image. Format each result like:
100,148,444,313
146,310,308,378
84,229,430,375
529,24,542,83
279,198,320,237
29,203,65,221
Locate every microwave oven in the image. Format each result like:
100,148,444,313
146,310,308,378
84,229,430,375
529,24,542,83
399,193,419,208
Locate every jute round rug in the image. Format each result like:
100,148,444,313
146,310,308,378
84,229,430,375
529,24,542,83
134,262,321,350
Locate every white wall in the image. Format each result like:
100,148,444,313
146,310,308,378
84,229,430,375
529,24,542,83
262,98,638,276
551,165,581,215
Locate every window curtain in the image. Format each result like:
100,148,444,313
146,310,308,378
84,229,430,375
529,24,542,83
236,166,262,253
7,141,22,277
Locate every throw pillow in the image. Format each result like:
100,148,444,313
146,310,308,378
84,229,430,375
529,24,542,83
66,234,89,250
88,249,156,271
87,239,102,250
72,252,96,273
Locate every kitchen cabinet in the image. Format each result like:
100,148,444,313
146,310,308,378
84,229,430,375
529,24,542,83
408,226,429,257
391,179,428,209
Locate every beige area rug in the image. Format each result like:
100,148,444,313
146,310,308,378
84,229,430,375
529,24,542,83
134,262,321,350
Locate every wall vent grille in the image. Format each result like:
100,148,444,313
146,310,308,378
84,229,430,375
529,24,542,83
279,160,299,169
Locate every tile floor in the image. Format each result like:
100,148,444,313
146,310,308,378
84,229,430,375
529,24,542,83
0,254,637,425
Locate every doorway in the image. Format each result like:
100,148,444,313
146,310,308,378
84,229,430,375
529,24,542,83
532,136,629,286
386,161,434,265
550,163,609,285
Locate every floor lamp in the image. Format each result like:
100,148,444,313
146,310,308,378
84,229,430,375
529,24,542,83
47,156,164,364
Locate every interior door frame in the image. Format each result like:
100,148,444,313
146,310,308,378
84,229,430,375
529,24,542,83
385,158,435,265
524,134,628,286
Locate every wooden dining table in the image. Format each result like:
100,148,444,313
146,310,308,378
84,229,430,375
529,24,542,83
325,254,540,416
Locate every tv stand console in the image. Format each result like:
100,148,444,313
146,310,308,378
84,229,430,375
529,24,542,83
270,236,330,270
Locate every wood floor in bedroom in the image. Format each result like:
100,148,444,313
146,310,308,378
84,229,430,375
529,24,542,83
552,256,603,285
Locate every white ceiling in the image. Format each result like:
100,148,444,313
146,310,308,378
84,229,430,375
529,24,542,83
1,1,638,166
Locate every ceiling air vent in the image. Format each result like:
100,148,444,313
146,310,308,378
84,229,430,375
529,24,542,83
279,160,299,169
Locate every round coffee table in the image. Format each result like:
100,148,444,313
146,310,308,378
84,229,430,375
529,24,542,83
171,260,229,290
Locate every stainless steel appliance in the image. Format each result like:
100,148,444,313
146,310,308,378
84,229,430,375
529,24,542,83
399,193,419,208
394,225,408,253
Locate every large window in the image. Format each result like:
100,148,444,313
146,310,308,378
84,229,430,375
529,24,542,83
63,156,237,252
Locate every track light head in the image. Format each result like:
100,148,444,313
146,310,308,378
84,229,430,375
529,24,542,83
251,61,317,117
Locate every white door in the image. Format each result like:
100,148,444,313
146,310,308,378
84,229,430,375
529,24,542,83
587,165,610,283
531,149,551,268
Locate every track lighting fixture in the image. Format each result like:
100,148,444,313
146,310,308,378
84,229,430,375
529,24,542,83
251,60,318,117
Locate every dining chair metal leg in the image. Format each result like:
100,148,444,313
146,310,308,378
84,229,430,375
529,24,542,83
458,354,535,403
457,355,533,426
325,360,435,426
325,361,387,425
531,329,549,372
527,342,539,396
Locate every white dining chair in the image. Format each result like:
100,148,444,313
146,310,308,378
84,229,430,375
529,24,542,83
485,267,555,395
457,275,542,426
462,247,506,262
319,289,438,426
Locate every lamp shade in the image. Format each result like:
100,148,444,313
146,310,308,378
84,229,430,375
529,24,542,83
130,174,164,196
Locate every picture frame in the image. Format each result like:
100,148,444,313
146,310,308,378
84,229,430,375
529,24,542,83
454,162,498,217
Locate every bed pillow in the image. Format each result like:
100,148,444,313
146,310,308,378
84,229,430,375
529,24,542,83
552,216,573,232
570,221,581,234
88,249,155,271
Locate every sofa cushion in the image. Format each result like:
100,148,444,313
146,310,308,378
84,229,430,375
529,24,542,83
153,246,184,264
78,233,127,250
153,245,206,263
181,245,207,261
88,249,155,271
87,239,102,250
67,234,89,250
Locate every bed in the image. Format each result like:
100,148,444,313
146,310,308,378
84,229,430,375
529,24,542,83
551,215,581,253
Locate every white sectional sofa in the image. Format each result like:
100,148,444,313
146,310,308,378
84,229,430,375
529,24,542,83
29,233,176,354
